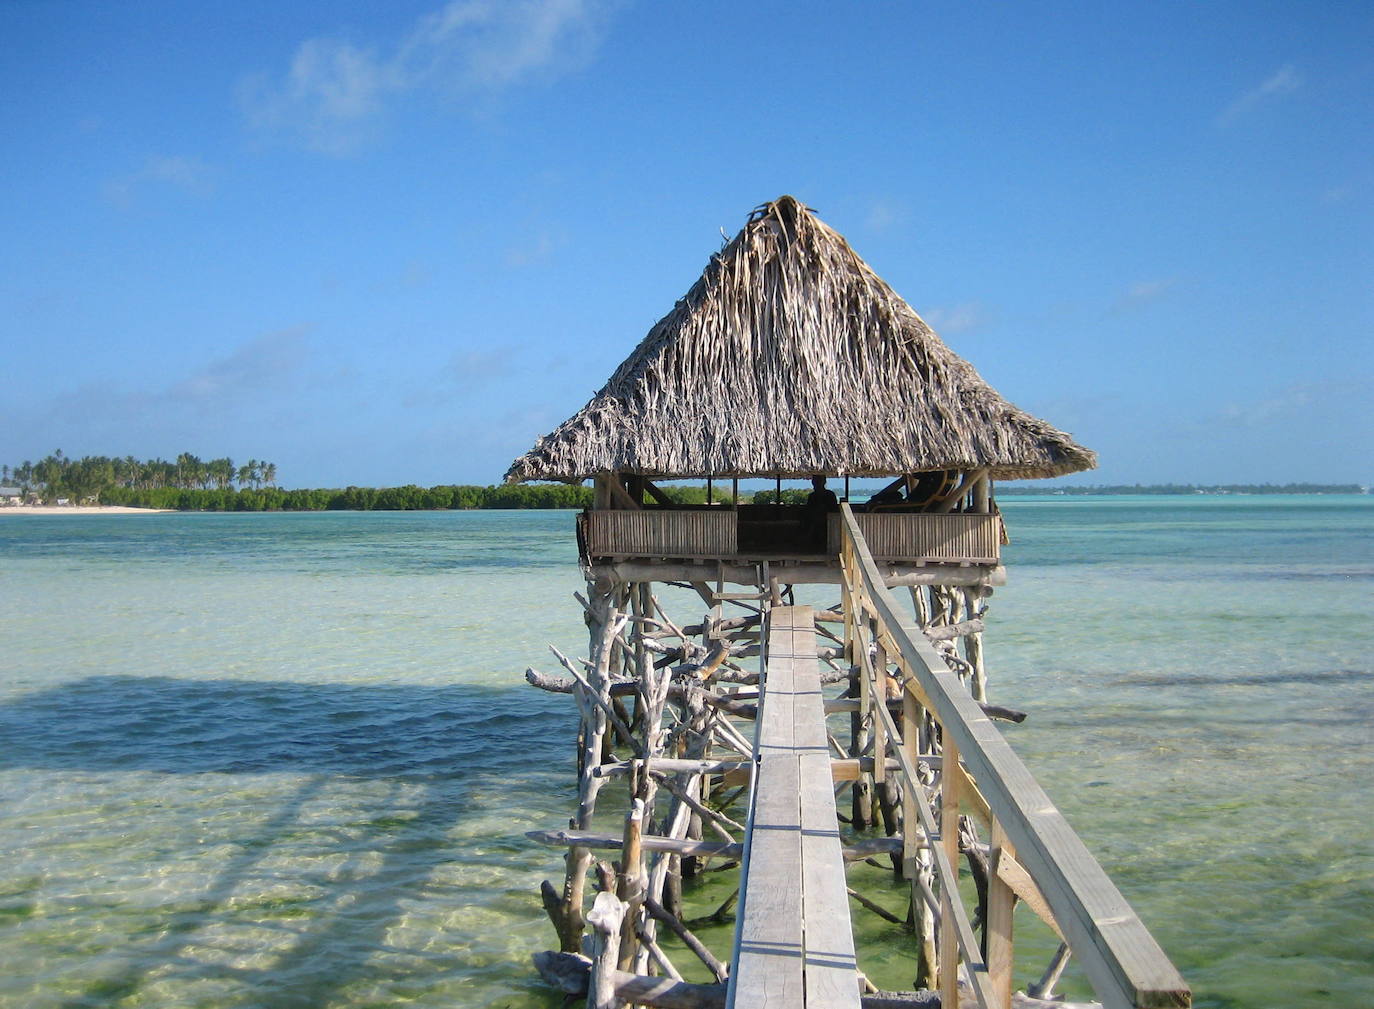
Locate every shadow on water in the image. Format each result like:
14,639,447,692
0,676,568,777
0,676,572,1009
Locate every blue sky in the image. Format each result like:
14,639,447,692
2,1,1370,488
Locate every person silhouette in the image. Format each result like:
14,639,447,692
804,475,839,551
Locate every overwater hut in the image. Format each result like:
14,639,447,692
507,195,1094,584
511,199,1183,1009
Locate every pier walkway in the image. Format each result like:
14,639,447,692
721,505,1190,1009
529,508,1188,1009
727,604,860,1008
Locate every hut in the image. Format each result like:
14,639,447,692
515,197,1116,1005
507,195,1093,585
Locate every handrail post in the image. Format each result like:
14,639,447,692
873,628,888,789
987,819,1015,1009
854,605,873,830
902,680,937,986
938,738,962,1009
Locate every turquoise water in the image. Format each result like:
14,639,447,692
0,499,1370,1008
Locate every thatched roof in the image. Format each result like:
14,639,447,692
506,196,1095,483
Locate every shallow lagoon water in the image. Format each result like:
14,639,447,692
0,499,1370,1008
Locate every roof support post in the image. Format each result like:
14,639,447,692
603,473,641,510
934,469,987,514
973,474,991,514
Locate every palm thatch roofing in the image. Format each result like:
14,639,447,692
506,196,1095,484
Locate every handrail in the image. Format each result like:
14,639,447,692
839,503,1190,1009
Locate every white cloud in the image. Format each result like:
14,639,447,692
1218,64,1301,126
402,0,609,90
1112,277,1178,312
105,155,214,207
0,329,318,460
922,302,987,335
865,200,904,233
170,328,313,402
504,230,559,267
241,0,617,154
445,345,517,386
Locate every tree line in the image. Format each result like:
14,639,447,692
7,451,1360,511
2,451,279,503
98,483,597,511
96,482,745,511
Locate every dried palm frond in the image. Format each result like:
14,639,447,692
507,196,1095,483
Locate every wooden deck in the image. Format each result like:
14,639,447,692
727,605,861,1009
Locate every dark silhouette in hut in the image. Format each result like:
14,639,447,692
803,475,838,551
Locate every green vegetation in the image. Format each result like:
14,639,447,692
2,451,279,503
97,482,595,512
5,452,1361,511
751,488,812,505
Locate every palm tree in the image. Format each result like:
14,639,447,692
209,458,234,490
263,462,277,487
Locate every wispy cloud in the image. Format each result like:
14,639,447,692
445,345,517,387
1112,277,1178,312
105,155,215,207
240,0,617,155
504,230,560,267
922,302,989,336
170,328,313,402
865,200,906,233
0,329,317,456
402,344,520,407
1218,64,1301,126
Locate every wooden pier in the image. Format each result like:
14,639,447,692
512,196,1188,1008
527,508,1189,1009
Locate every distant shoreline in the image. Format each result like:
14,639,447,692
0,505,173,516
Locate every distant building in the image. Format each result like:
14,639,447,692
0,487,21,506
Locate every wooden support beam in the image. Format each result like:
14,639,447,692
535,953,1106,1009
590,561,1006,588
528,827,904,863
987,820,1016,1009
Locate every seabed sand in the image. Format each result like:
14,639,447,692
0,505,172,515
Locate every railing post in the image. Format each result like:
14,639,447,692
854,608,873,830
903,683,938,986
939,738,962,1009
963,586,987,703
987,819,1016,1009
835,502,1190,1009
873,628,888,789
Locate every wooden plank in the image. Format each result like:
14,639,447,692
729,608,803,1007
790,607,861,1008
731,748,804,1007
729,606,862,1008
800,749,861,1007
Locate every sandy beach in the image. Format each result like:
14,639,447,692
0,505,172,515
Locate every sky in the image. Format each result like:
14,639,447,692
2,1,1370,488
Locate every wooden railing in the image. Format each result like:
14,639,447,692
839,503,1189,1009
585,509,738,559
828,511,1001,562
584,508,1001,564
